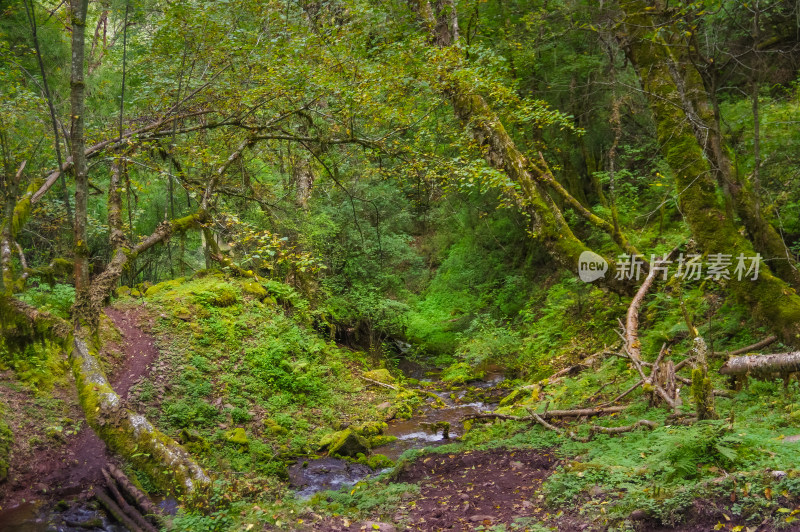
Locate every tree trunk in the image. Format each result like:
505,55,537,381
620,1,800,346
409,0,639,295
71,338,210,496
70,0,90,326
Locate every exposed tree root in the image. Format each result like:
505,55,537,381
101,468,158,532
105,463,164,520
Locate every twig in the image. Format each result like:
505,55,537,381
359,375,398,391
597,379,643,407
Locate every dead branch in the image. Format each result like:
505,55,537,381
463,405,627,424
528,412,656,442
101,468,158,532
548,344,620,382
359,375,398,391
716,336,779,358
597,379,643,407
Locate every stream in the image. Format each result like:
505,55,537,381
0,361,506,529
288,361,506,498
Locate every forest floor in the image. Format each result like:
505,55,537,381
305,446,800,532
0,307,159,519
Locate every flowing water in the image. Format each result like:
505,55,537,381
0,360,506,526
288,362,506,497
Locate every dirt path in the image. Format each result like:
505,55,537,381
394,449,558,531
0,306,160,510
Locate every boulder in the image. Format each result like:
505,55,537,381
328,428,369,458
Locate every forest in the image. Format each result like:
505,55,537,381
2,0,800,530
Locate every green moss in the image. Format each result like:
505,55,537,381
144,279,183,298
369,434,397,447
241,280,268,301
115,286,131,297
263,418,288,436
358,453,394,469
441,362,484,384
211,287,238,307
363,369,395,385
225,427,249,446
0,408,12,482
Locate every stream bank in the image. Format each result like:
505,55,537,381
287,360,508,497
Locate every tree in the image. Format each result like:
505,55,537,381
618,0,800,345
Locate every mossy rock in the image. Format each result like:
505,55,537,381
327,428,369,458
368,434,397,447
354,421,387,437
241,280,268,301
362,453,394,469
180,429,210,454
441,362,484,384
395,403,414,420
363,369,395,385
224,427,249,446
263,418,288,436
316,431,338,451
130,289,142,297
115,286,131,297
498,385,539,407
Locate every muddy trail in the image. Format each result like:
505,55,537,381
0,307,161,531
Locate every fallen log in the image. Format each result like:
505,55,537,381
719,352,800,377
101,468,158,532
96,488,144,532
106,464,163,521
72,338,210,496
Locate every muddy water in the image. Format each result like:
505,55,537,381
289,364,506,497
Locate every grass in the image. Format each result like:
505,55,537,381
115,273,398,502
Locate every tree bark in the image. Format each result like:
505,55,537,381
72,337,211,495
409,0,639,295
70,0,90,326
620,1,800,346
719,352,800,376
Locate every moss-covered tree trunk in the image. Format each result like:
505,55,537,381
621,1,800,346
71,338,210,495
409,0,640,295
69,0,91,327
